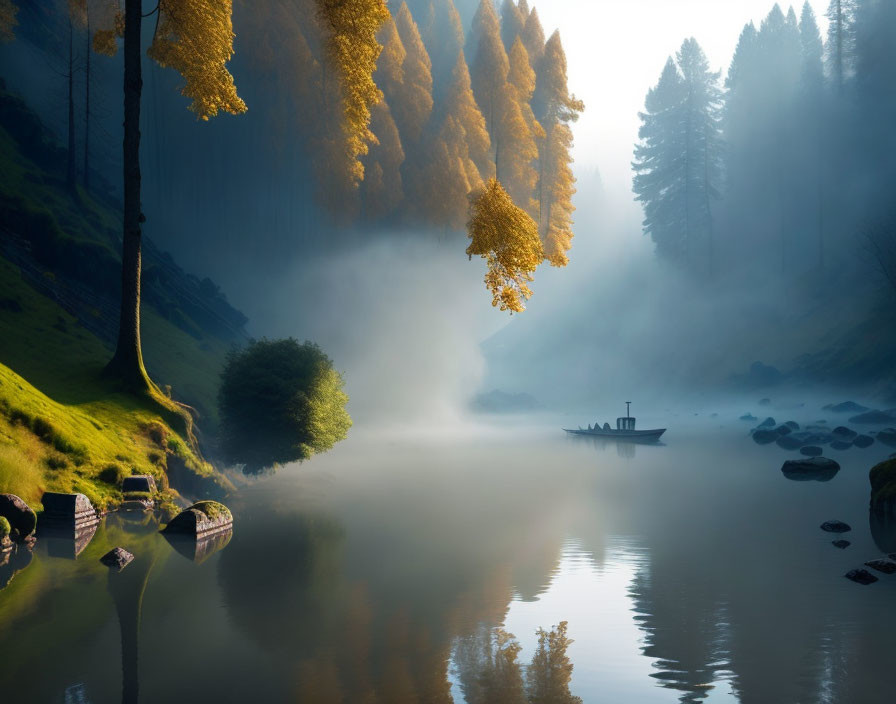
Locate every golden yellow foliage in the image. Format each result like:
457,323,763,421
362,99,405,220
91,2,123,56
541,123,576,266
147,1,247,120
470,13,508,143
315,0,389,185
419,116,477,229
392,2,433,144
467,178,543,313
376,17,406,95
444,51,491,178
497,39,541,216
68,0,87,27
500,0,524,50
534,30,583,266
0,0,16,42
520,6,545,66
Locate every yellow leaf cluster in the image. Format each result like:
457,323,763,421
147,0,247,120
541,123,576,266
91,2,123,56
0,0,17,42
392,1,433,144
315,0,390,185
467,178,543,313
68,0,87,28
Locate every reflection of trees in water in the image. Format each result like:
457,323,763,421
454,622,581,704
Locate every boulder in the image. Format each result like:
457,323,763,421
800,446,824,457
853,434,874,448
832,540,851,549
830,440,852,451
752,429,778,445
870,458,896,514
821,519,852,533
864,558,896,574
740,413,757,421
825,401,869,413
850,410,896,425
783,420,800,430
776,434,804,450
776,425,793,435
100,547,134,571
162,501,233,539
121,476,157,494
39,492,99,533
782,457,840,482
878,429,896,447
832,426,857,439
0,494,37,540
757,417,776,428
845,568,878,585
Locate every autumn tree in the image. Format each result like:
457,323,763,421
0,0,16,41
467,178,543,313
526,622,583,704
500,0,524,50
520,6,545,67
375,17,407,115
444,50,491,178
421,0,464,100
392,2,433,145
94,0,247,391
361,99,405,221
499,38,541,214
534,30,583,266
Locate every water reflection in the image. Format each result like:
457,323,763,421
43,522,99,559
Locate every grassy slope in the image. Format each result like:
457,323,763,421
0,114,234,512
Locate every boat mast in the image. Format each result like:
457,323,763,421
626,401,631,418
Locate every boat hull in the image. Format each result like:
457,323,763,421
563,428,666,442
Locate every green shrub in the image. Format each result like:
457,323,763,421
218,338,352,473
46,454,68,470
99,463,127,485
0,516,10,539
123,491,153,501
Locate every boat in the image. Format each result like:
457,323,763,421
563,402,666,442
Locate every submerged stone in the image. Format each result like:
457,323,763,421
850,410,896,425
758,417,776,428
776,434,804,450
826,401,869,413
832,540,851,549
830,440,852,451
0,494,37,540
100,547,134,570
783,420,800,430
864,558,896,574
782,457,840,482
39,492,100,533
878,429,896,447
853,434,874,448
845,568,878,585
821,520,852,533
752,429,778,445
832,426,857,439
740,413,757,421
162,501,233,539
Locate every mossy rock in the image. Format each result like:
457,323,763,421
162,500,232,539
870,458,896,513
0,493,37,539
0,515,10,539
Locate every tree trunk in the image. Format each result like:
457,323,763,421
105,0,150,390
84,13,90,192
67,19,76,192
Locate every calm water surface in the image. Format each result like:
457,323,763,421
2,413,895,703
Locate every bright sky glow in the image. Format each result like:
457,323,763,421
532,0,830,199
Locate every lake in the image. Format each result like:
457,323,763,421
2,411,895,703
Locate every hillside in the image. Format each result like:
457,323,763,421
0,83,245,509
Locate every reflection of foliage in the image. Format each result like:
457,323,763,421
218,338,352,473
454,622,581,704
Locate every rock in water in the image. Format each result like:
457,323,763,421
832,426,857,439
864,558,896,574
830,440,852,451
752,429,778,445
800,446,823,457
870,458,896,514
821,520,852,533
849,410,896,425
162,501,233,539
845,569,878,585
758,417,776,428
853,434,874,448
832,540,851,549
782,457,840,482
776,425,793,435
826,401,869,413
759,398,772,406
878,429,896,447
100,547,134,570
776,434,804,450
784,420,800,430
0,494,37,540
740,413,757,421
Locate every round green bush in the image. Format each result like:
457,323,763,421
99,463,128,485
218,338,352,473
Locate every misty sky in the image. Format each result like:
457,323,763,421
533,0,830,200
